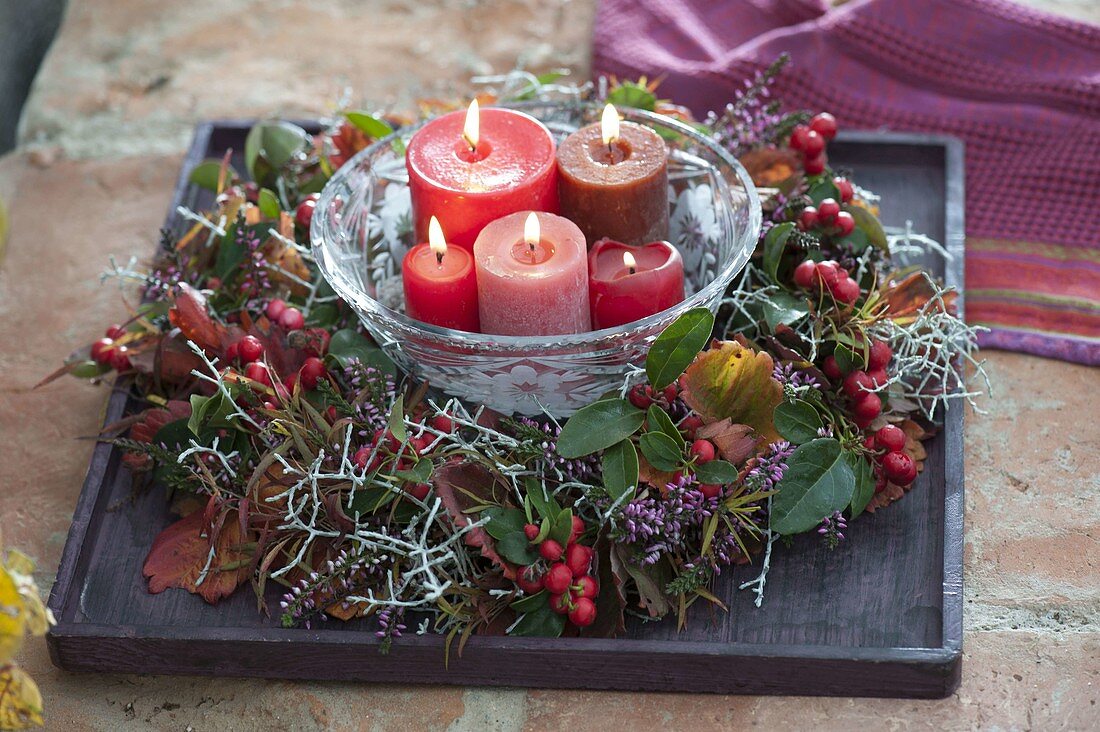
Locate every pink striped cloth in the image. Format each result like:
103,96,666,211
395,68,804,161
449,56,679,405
593,0,1100,364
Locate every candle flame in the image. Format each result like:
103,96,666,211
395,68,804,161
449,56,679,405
601,103,620,146
463,99,480,150
524,212,540,248
428,216,447,259
623,250,636,272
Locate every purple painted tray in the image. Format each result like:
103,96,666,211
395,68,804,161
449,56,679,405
46,123,965,697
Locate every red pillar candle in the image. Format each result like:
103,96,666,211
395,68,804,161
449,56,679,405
588,238,685,329
406,100,559,251
401,216,480,332
557,104,669,246
473,211,591,336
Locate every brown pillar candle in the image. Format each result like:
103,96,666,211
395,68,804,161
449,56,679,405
556,104,669,247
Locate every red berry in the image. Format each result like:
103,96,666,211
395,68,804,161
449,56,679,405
516,569,543,595
353,446,372,469
244,361,271,386
811,112,838,140
299,356,326,390
524,524,540,542
863,435,877,452
295,194,319,232
834,211,856,237
373,427,400,452
225,341,240,364
843,370,875,398
822,355,844,380
430,414,456,433
628,384,653,410
405,483,431,501
326,405,338,421
867,367,888,388
690,439,716,464
801,129,825,158
109,347,132,371
279,307,305,331
817,198,840,224
814,261,842,289
568,515,586,545
793,259,817,289
874,471,888,493
852,391,882,422
798,206,818,231
678,414,704,439
565,543,593,578
91,338,115,364
105,324,126,339
834,177,854,203
410,435,433,454
573,575,599,600
544,563,573,595
803,153,827,175
262,400,278,411
539,539,564,562
662,383,680,404
238,335,264,363
266,299,287,321
868,340,893,370
882,451,917,486
789,125,812,151
875,425,907,453
568,597,597,628
549,592,571,615
699,483,721,500
833,277,862,305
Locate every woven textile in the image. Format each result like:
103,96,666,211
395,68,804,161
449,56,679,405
593,0,1100,364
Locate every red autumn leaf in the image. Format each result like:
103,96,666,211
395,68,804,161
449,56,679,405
168,283,228,352
695,419,760,464
680,340,783,443
142,508,252,604
121,400,193,472
881,272,959,323
432,461,517,580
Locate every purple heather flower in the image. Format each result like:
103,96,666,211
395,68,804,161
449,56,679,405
818,510,847,549
745,440,794,493
772,362,822,391
519,417,601,483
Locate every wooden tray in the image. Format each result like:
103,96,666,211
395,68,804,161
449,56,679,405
46,123,965,698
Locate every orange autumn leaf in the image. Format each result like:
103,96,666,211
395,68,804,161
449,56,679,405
680,341,783,443
881,272,959,323
142,509,252,604
695,419,761,464
168,283,228,353
738,148,800,188
121,400,193,473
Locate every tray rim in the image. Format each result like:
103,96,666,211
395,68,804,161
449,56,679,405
45,123,966,697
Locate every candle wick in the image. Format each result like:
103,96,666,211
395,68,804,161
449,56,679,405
463,134,476,153
629,266,636,275
436,250,444,266
529,241,536,252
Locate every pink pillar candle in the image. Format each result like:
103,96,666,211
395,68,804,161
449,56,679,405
473,211,592,336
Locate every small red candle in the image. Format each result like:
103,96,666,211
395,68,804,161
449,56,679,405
402,216,480,332
406,100,559,251
588,238,685,329
474,211,591,336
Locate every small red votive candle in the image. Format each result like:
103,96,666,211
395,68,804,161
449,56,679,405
474,211,591,336
406,100,559,251
401,216,480,332
588,238,685,329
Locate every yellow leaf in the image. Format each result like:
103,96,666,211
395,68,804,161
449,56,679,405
0,569,25,665
679,341,783,443
0,665,45,729
1,553,32,577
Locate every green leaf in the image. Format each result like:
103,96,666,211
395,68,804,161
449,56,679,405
394,458,433,484
327,329,396,375
602,439,638,503
510,589,549,614
645,307,714,390
607,82,657,111
549,508,574,546
646,404,683,445
694,460,739,485
387,395,407,442
848,204,888,251
770,438,856,535
524,477,560,521
762,291,809,331
244,121,309,186
509,601,565,637
346,111,394,140
152,418,193,450
495,531,539,565
214,220,246,279
807,178,840,206
481,507,528,541
187,393,236,436
638,431,683,472
305,303,340,329
70,360,111,378
846,451,876,518
555,399,645,458
773,400,823,444
257,188,280,218
833,342,864,373
762,222,795,283
189,160,236,192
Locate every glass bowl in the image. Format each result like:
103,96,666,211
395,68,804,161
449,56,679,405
312,102,761,416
